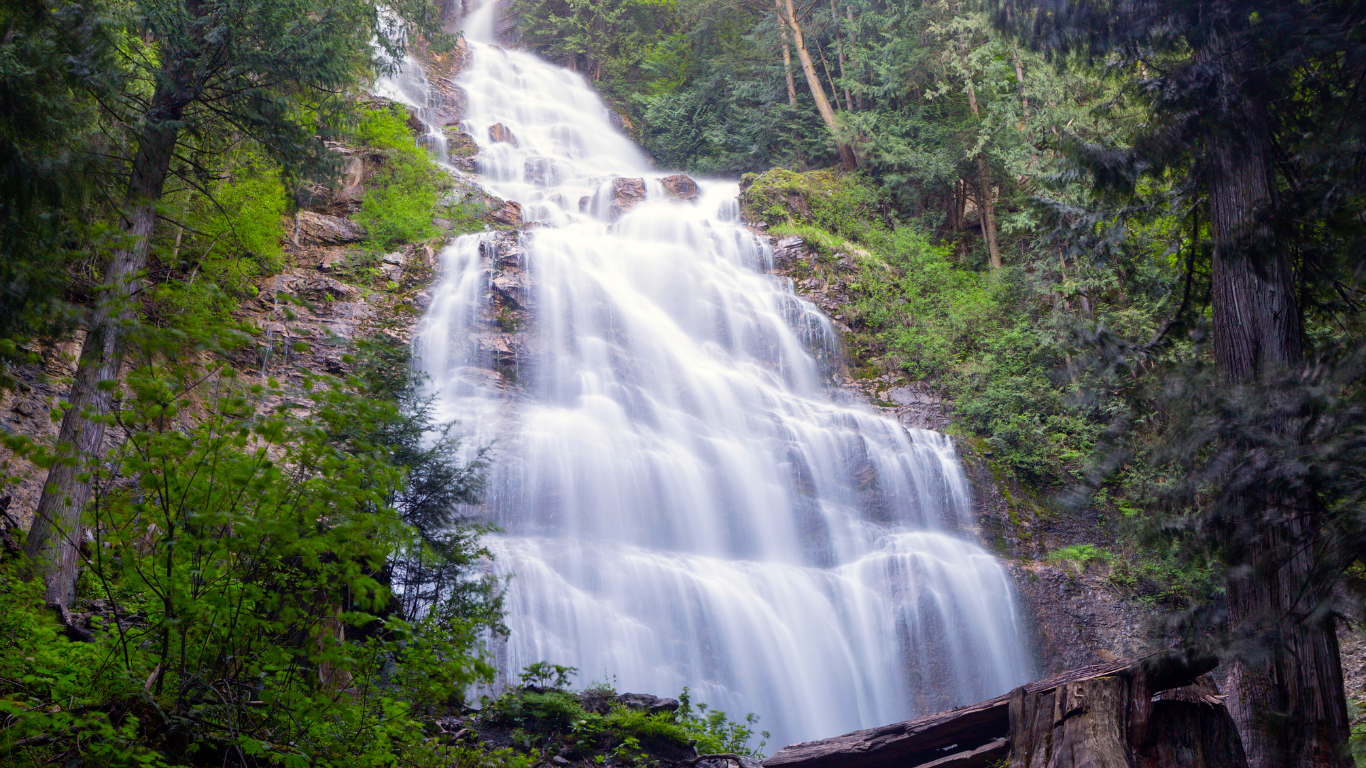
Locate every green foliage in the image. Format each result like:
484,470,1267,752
0,0,113,385
1,323,499,766
741,169,889,241
355,108,447,250
674,688,767,758
519,662,579,689
156,152,290,323
1044,543,1111,569
483,668,767,762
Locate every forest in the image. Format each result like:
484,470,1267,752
1,0,1364,766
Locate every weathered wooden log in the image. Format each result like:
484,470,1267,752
916,738,1009,768
764,650,1230,768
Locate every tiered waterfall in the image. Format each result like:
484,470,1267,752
398,2,1032,748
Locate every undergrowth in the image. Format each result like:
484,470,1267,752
479,664,768,765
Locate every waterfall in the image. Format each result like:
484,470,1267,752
404,1,1032,748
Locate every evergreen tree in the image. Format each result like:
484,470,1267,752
21,0,439,608
993,1,1365,765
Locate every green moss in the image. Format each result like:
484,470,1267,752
740,168,891,244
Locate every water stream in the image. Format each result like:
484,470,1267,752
397,2,1033,747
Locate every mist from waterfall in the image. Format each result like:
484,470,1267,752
400,1,1033,748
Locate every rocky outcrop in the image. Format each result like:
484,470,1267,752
598,175,702,220
616,693,680,714
487,199,523,229
489,122,518,146
295,211,366,245
660,174,699,202
608,177,648,219
445,126,480,172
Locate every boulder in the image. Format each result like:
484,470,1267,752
487,199,523,229
524,156,560,187
489,122,518,146
334,156,365,209
659,173,699,202
304,277,358,300
490,272,528,309
414,244,437,269
445,127,480,162
616,693,679,715
608,177,648,220
295,211,366,245
406,110,426,135
771,235,813,265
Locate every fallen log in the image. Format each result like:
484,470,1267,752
763,649,1232,768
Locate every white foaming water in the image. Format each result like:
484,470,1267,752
408,2,1032,747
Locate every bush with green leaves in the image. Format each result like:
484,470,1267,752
355,107,448,250
482,666,768,763
1,328,500,766
156,151,291,324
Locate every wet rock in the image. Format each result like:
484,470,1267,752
295,211,365,246
487,199,523,229
616,693,679,714
414,244,437,269
608,177,647,220
446,128,479,155
772,235,813,265
524,156,560,187
489,122,518,146
431,76,469,126
659,173,699,202
608,110,635,134
405,110,426,135
578,195,589,212
490,272,528,309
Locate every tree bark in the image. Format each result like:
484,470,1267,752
828,0,851,111
964,84,1001,269
780,0,855,169
775,0,797,107
846,6,863,111
23,74,189,608
1202,40,1352,768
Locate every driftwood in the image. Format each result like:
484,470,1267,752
764,650,1243,768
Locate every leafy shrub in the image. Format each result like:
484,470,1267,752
1,336,499,766
355,107,447,249
1044,543,1113,570
157,152,290,323
482,668,767,762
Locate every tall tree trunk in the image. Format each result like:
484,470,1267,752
819,48,842,111
828,0,851,111
965,84,1001,269
845,6,862,111
1203,41,1352,768
780,0,855,169
775,0,797,107
23,78,187,608
1012,50,1028,131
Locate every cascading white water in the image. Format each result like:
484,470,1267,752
406,1,1033,747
